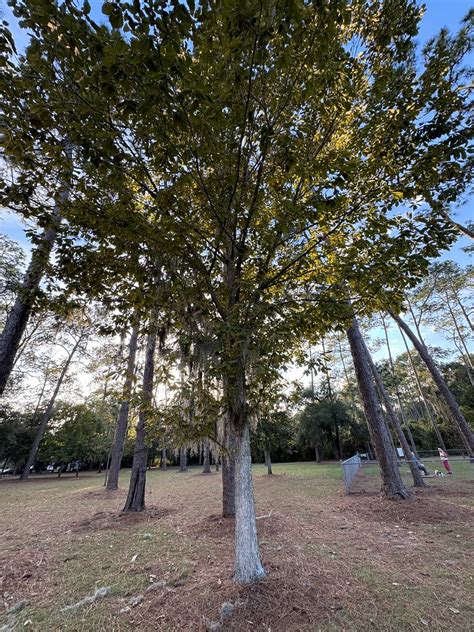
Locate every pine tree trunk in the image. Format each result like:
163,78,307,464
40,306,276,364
20,335,82,480
123,321,158,512
202,437,211,474
179,446,187,471
0,143,72,396
455,293,474,331
264,447,272,475
106,325,139,490
445,296,474,385
381,314,419,457
391,311,474,455
362,336,426,487
398,324,448,451
347,319,410,499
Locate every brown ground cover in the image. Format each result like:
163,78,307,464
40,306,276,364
0,460,472,631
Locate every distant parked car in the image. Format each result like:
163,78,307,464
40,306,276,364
46,465,54,472
1,468,13,475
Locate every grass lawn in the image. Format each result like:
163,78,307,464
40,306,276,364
0,459,472,631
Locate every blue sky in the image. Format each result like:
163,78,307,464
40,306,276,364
0,0,472,364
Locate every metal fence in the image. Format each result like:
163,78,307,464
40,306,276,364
341,454,362,494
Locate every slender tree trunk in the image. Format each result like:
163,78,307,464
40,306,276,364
222,417,236,517
454,293,473,331
398,324,447,451
314,444,321,463
202,437,211,474
161,447,167,470
264,446,272,475
215,454,220,472
179,446,188,472
391,311,474,455
0,143,72,396
20,334,82,480
347,318,410,499
445,296,474,385
106,325,139,490
334,423,343,460
361,336,426,487
123,321,158,512
381,315,418,457
365,442,374,461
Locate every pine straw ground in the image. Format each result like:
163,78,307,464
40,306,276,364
0,460,472,632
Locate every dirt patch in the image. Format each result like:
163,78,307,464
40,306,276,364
71,507,176,533
343,473,473,526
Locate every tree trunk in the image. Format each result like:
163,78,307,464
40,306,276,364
161,447,167,470
264,446,272,475
202,437,211,474
0,143,72,396
20,334,82,480
314,444,321,463
365,442,374,461
222,417,236,517
445,295,474,385
454,293,473,332
233,421,266,583
347,318,410,499
398,324,448,451
123,321,158,512
381,314,419,457
179,446,188,472
215,455,220,472
391,311,474,455
106,325,139,490
362,336,426,487
334,423,343,460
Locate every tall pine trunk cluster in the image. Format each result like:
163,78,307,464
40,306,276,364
346,318,410,499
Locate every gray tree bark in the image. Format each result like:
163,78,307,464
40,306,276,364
123,321,158,512
0,143,73,395
179,446,188,472
106,325,139,490
20,333,83,480
264,447,272,475
233,421,266,583
391,311,474,455
347,318,410,499
202,437,211,474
